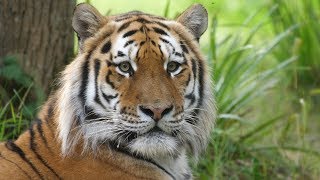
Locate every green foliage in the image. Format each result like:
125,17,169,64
0,56,43,141
193,5,320,179
0,56,33,87
270,0,320,92
163,0,170,18
0,98,31,141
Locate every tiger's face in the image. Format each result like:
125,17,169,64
95,15,193,157
58,3,214,159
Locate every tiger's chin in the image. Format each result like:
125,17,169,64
128,131,180,158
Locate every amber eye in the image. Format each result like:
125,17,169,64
118,61,132,73
167,61,180,73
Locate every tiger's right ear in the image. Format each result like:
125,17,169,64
72,3,106,50
176,4,208,42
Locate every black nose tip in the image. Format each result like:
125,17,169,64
139,105,173,121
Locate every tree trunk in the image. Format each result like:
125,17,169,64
0,0,76,94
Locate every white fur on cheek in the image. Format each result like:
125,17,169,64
58,54,86,155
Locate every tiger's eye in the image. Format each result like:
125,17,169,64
167,61,180,73
119,62,131,73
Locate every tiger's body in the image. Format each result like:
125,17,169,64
0,3,215,180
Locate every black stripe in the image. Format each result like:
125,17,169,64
153,27,168,36
151,40,156,46
136,17,152,24
117,51,126,57
185,93,196,106
182,54,188,64
191,59,197,84
160,37,175,52
123,30,138,38
136,47,142,59
124,40,134,48
102,93,118,103
116,11,143,20
29,123,61,179
79,52,92,107
185,73,191,86
113,100,120,110
94,59,105,108
140,41,145,46
45,102,55,135
108,142,176,180
180,41,189,54
197,59,205,107
175,52,182,57
35,119,50,151
105,70,115,89
5,140,44,179
127,11,143,15
118,21,132,32
158,44,164,58
101,41,112,54
84,106,101,121
185,111,198,125
151,49,159,56
185,59,200,124
160,37,169,44
139,26,145,32
106,61,117,67
154,21,170,30
115,16,132,22
0,153,31,179
45,102,53,126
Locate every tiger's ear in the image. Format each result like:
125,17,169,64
176,4,208,41
72,3,106,50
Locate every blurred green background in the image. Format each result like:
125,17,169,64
1,0,319,179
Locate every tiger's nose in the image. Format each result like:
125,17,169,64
139,105,173,121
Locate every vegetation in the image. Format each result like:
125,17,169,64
270,0,320,90
1,0,319,179
0,56,38,140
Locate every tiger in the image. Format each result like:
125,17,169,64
0,3,215,180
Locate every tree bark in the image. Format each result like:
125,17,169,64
0,0,76,94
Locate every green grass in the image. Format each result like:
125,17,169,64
193,3,320,179
0,56,39,140
0,90,32,141
270,0,320,93
1,0,319,179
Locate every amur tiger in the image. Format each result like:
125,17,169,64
0,3,215,180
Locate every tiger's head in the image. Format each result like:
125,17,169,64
57,3,215,160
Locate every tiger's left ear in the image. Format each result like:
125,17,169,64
176,4,208,41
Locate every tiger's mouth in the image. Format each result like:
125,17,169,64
106,123,183,158
107,125,181,158
123,126,173,143
146,126,163,134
